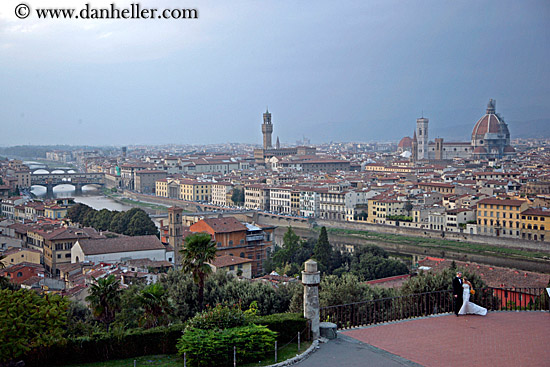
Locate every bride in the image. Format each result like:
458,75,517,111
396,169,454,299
458,277,487,316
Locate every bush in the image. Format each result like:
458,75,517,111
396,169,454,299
177,324,276,367
0,289,68,364
186,304,247,331
22,324,185,367
252,313,309,342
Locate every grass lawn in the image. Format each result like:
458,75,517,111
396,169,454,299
241,341,312,367
62,342,312,367
101,189,171,212
325,227,549,260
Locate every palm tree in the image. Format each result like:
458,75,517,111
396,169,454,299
180,232,217,311
86,274,122,331
137,283,171,328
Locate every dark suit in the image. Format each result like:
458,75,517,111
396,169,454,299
452,276,463,315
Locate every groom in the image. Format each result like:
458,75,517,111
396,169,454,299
452,271,463,316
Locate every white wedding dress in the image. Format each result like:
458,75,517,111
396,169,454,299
458,283,487,316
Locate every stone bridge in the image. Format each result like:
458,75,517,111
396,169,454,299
31,172,105,196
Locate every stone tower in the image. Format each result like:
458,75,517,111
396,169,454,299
416,117,429,160
168,206,183,267
262,108,273,149
411,130,418,163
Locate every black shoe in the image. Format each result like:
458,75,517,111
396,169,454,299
456,314,459,317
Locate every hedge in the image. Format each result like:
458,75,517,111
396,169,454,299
252,313,309,343
19,313,308,366
22,324,185,367
177,324,276,367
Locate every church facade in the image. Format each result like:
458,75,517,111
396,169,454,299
399,100,515,162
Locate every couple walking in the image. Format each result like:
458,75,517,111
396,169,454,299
452,271,487,316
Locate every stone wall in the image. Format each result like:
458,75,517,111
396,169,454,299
250,213,550,252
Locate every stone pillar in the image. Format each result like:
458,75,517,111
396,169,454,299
74,183,83,196
46,183,54,198
302,259,320,340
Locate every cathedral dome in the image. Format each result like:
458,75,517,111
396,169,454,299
470,99,512,159
471,99,508,140
398,136,413,149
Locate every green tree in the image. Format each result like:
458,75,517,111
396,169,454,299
181,233,217,311
400,268,486,295
125,209,157,236
313,227,332,272
0,289,68,363
404,200,413,216
91,209,114,231
66,203,93,224
270,226,304,273
109,210,130,234
137,283,172,328
231,188,245,206
0,276,18,290
86,275,122,331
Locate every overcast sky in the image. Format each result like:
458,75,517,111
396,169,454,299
0,0,548,146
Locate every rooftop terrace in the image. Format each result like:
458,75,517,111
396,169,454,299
298,312,549,367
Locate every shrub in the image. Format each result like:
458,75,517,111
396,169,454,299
177,324,276,367
185,303,247,331
251,313,309,342
0,289,68,364
22,324,185,367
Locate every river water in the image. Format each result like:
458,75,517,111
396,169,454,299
31,185,133,211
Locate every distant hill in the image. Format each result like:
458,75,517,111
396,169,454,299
508,119,550,139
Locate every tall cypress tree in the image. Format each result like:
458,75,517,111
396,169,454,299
313,226,332,272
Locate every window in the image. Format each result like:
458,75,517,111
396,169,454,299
65,253,71,258
228,240,233,245
17,272,23,277
57,254,61,259
240,252,245,258
240,239,244,245
229,265,235,271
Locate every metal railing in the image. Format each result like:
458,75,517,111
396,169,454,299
320,287,549,330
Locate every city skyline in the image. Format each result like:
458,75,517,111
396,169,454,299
1,0,549,146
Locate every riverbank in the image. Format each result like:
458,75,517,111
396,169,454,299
101,189,170,215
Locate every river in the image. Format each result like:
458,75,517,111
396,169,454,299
31,185,133,211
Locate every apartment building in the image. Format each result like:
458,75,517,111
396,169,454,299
476,198,530,238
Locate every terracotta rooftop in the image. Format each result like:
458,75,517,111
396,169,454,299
417,257,549,288
77,235,165,255
200,217,247,233
211,255,253,268
477,198,527,206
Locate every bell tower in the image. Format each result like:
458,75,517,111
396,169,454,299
416,117,429,160
168,206,183,267
262,108,273,149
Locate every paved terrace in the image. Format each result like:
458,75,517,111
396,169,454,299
297,312,549,367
